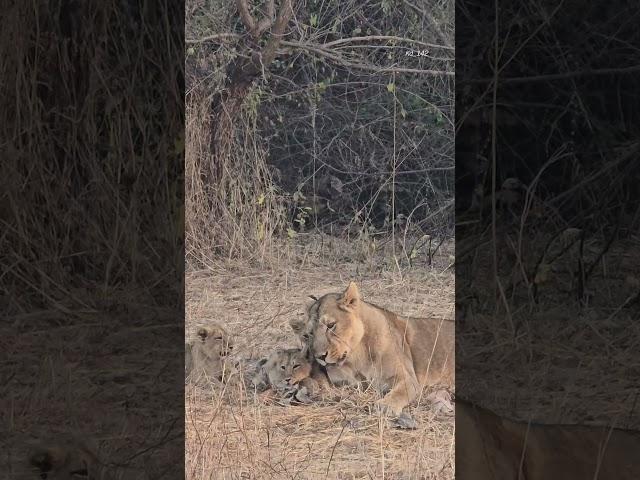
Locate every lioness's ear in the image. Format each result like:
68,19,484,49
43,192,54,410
340,281,360,308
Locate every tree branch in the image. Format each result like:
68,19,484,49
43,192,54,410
186,33,241,44
236,0,257,35
323,35,453,52
462,64,640,85
281,40,453,76
255,0,276,37
261,0,294,64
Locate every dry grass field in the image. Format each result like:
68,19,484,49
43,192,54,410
1,303,182,479
458,232,640,430
185,236,455,480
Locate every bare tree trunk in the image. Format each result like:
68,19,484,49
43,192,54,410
208,0,295,185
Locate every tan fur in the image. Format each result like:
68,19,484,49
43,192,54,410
291,299,361,387
310,282,454,415
186,323,234,382
457,398,640,479
251,348,319,396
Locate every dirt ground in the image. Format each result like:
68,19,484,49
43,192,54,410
185,238,455,480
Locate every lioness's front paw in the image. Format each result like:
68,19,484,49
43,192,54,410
390,412,418,430
375,399,403,417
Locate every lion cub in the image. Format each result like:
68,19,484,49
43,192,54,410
186,323,235,383
251,348,319,403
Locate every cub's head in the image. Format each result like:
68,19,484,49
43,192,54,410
259,348,312,391
311,282,365,366
289,295,321,348
28,442,96,480
196,323,234,358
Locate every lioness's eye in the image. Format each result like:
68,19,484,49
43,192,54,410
326,322,336,330
293,364,300,369
280,365,286,370
214,336,223,340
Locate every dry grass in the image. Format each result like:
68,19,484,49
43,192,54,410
1,2,183,477
185,239,455,480
458,230,640,430
1,306,182,479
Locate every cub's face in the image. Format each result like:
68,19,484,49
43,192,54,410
289,296,321,348
263,348,312,390
197,324,233,359
311,284,365,366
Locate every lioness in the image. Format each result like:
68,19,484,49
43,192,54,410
251,348,321,402
457,398,640,479
290,299,361,387
309,282,454,415
186,323,234,382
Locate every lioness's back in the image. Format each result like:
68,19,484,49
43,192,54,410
456,399,640,479
383,309,455,388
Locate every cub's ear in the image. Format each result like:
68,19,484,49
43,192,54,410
308,295,318,301
340,281,360,309
289,316,304,333
257,358,268,367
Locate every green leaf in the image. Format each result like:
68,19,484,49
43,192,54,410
386,82,396,93
257,193,265,206
310,14,318,27
352,27,361,35
186,47,195,56
287,228,297,239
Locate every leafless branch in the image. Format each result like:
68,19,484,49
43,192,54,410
236,0,257,34
186,33,241,44
255,0,276,37
463,64,640,84
282,40,453,76
323,35,453,51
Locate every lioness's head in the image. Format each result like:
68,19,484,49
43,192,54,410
311,282,365,366
258,348,312,391
196,323,234,358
